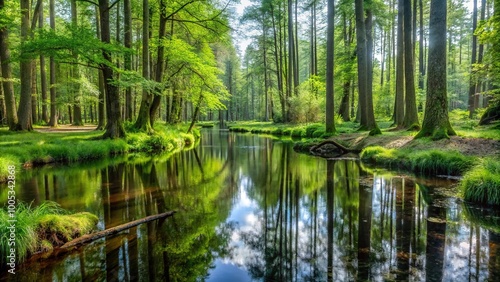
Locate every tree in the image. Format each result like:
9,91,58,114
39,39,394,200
402,0,419,130
393,0,405,128
99,0,125,138
416,0,456,140
48,0,58,127
39,0,48,123
355,0,380,135
71,0,83,126
124,0,133,121
325,0,335,133
17,0,33,131
0,0,17,130
468,0,478,118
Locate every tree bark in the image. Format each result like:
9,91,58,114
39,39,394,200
99,0,125,139
468,0,478,118
124,0,133,121
325,0,335,133
134,0,153,132
0,0,18,130
39,0,48,124
71,0,83,126
402,0,419,130
18,0,33,131
416,0,455,140
48,0,58,127
393,0,405,128
355,0,379,134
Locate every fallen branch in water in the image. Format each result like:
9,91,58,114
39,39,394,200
61,210,176,249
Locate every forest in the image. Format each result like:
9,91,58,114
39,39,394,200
0,0,498,137
1,0,500,280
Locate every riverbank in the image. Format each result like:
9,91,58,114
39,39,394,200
0,123,199,182
227,120,500,206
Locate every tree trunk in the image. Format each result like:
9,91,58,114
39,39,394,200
149,0,168,128
325,0,335,133
0,0,18,130
134,0,153,133
418,0,425,91
416,0,455,140
99,0,125,139
393,0,405,128
71,0,83,126
48,0,58,127
39,0,48,124
355,0,379,134
18,0,33,131
124,0,133,121
468,0,478,118
402,0,419,130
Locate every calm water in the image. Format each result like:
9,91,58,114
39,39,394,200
2,129,500,281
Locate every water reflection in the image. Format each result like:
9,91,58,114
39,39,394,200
2,130,500,281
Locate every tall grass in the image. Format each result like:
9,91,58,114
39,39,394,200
462,159,500,206
0,201,97,264
360,146,475,176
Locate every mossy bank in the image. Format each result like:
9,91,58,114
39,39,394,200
0,201,98,266
0,123,199,182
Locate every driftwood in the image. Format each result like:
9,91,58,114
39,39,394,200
60,210,176,249
310,140,361,157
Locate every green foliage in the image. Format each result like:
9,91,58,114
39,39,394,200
462,159,500,206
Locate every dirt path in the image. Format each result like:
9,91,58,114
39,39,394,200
35,125,98,133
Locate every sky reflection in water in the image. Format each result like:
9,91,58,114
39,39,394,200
2,130,500,281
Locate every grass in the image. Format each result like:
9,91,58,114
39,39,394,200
360,146,476,176
0,123,198,182
0,201,98,264
461,159,500,206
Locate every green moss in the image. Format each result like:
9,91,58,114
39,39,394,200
37,212,98,243
291,128,305,138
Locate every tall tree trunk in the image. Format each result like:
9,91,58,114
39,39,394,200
416,0,455,140
99,0,125,138
71,0,83,126
393,0,405,128
339,12,351,122
39,0,48,123
355,0,379,134
149,0,168,127
468,0,478,118
95,6,105,130
402,0,419,130
18,0,33,131
325,0,335,133
48,0,58,127
134,0,153,132
31,63,37,124
418,0,425,91
124,0,133,121
0,0,18,130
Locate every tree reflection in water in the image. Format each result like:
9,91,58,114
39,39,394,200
6,132,500,281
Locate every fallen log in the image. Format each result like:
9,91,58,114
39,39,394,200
310,140,361,156
60,210,176,249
